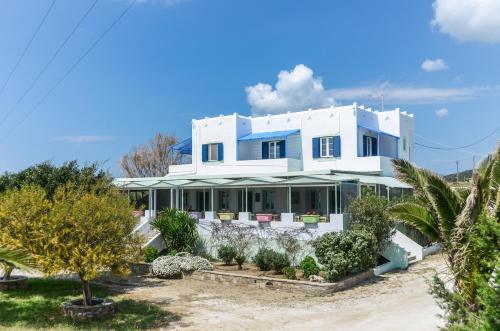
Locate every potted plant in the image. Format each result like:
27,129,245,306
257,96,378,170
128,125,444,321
255,213,273,222
217,209,235,222
301,210,320,224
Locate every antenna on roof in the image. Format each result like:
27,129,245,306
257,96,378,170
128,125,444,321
380,93,384,112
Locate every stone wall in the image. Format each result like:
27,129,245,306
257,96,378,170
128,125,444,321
0,276,28,291
187,269,374,295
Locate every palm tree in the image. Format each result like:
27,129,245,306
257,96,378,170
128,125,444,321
0,246,34,281
387,146,499,306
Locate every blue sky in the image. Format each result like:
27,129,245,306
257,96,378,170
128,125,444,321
0,0,499,176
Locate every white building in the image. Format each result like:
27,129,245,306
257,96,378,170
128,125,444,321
115,103,414,233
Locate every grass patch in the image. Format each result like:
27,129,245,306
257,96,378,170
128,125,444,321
0,278,176,330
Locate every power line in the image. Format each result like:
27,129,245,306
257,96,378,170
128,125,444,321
415,126,499,150
0,0,99,130
0,0,57,99
0,0,137,142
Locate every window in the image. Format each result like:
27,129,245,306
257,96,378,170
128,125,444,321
219,191,229,209
208,143,218,161
268,141,281,159
263,190,276,210
363,135,377,156
403,137,407,151
320,137,334,157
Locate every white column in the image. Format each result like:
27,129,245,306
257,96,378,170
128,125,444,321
326,186,329,216
154,189,157,216
245,187,248,212
288,186,291,213
211,188,214,211
148,188,152,218
386,186,390,201
334,184,338,214
170,188,174,208
203,189,206,211
181,188,184,211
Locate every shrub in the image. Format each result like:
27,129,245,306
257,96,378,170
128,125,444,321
152,253,212,278
218,245,237,265
254,248,290,273
254,248,275,271
210,223,256,270
151,208,199,254
144,246,159,263
300,256,320,279
234,254,246,269
347,190,394,254
283,266,297,280
312,230,377,282
272,252,290,273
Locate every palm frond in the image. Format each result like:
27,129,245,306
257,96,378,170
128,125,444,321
387,202,440,242
0,246,35,271
424,173,464,242
391,159,429,204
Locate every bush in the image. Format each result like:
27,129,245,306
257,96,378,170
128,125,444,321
218,245,237,265
234,254,246,269
253,248,290,273
144,246,159,263
152,253,212,278
283,266,297,280
272,252,290,273
300,256,320,279
254,248,276,271
150,208,199,254
347,190,394,254
312,230,377,282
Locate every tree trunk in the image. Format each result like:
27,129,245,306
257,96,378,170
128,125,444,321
81,278,92,306
238,263,243,270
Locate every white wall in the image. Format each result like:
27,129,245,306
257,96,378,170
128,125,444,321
175,105,414,177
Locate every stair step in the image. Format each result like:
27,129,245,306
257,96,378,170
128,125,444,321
408,255,417,264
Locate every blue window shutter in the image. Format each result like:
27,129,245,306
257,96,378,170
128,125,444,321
372,137,378,156
362,136,368,156
279,140,286,158
262,141,269,159
312,138,320,158
217,143,224,161
333,136,341,157
202,144,208,162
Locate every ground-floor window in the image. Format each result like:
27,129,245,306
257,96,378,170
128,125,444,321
196,191,210,211
219,191,230,210
263,190,276,210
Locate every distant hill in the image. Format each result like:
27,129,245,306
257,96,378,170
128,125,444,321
444,169,473,182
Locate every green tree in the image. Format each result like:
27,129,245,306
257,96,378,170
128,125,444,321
0,184,142,306
151,208,199,254
387,147,499,327
0,160,110,199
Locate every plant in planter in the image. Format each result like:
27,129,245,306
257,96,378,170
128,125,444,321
254,248,290,274
151,208,199,255
0,246,34,290
283,266,297,280
0,183,142,319
218,245,237,265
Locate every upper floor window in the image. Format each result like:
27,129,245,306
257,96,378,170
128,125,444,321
202,143,223,162
262,140,285,159
313,136,341,158
403,137,407,151
362,135,378,156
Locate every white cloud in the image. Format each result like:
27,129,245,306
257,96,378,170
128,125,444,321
421,58,448,72
51,135,115,143
432,0,500,43
435,108,449,117
245,64,336,114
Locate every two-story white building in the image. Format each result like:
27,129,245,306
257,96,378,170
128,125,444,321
115,103,413,233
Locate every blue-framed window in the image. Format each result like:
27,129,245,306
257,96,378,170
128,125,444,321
202,143,223,162
362,135,378,156
312,136,341,158
262,140,285,159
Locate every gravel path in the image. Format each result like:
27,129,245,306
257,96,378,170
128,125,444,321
116,254,447,331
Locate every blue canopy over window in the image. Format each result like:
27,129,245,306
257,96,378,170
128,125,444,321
171,138,192,155
238,129,300,141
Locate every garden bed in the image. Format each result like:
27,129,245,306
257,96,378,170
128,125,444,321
187,267,374,295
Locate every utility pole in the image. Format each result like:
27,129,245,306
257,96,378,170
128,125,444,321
472,156,476,170
456,161,459,183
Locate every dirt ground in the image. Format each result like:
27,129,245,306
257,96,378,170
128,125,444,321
112,254,447,331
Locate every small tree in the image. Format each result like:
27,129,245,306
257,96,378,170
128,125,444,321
150,209,199,254
273,228,311,266
120,133,182,177
211,223,256,270
0,184,141,306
